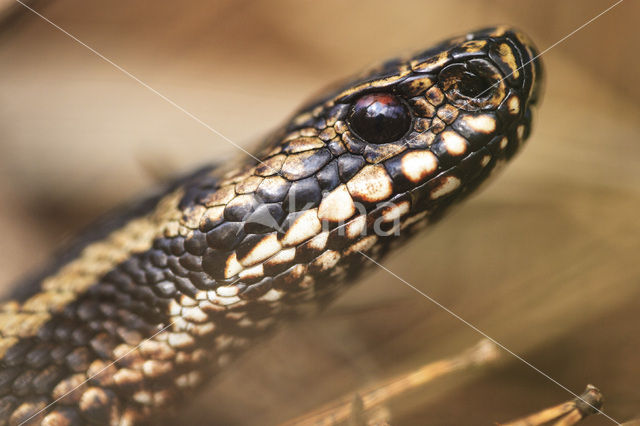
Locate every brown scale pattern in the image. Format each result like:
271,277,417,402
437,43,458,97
0,26,543,425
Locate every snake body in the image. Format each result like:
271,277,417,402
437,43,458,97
0,26,543,425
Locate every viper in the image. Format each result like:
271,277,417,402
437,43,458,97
0,26,543,425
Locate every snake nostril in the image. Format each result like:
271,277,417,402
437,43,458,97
457,72,494,99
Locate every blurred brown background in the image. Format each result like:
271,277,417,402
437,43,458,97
0,1,639,425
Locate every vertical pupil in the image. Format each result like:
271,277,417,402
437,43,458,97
348,93,410,144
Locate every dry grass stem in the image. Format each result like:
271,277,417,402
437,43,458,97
282,339,499,425
500,385,604,426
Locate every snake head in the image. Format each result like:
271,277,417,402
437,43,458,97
185,26,544,282
248,26,545,227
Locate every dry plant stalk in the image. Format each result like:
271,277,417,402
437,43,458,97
281,339,500,426
500,384,604,426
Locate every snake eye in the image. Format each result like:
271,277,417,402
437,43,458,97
348,93,411,144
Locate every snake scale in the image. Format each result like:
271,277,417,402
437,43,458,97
0,26,543,425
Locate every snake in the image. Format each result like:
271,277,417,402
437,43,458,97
0,26,543,425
